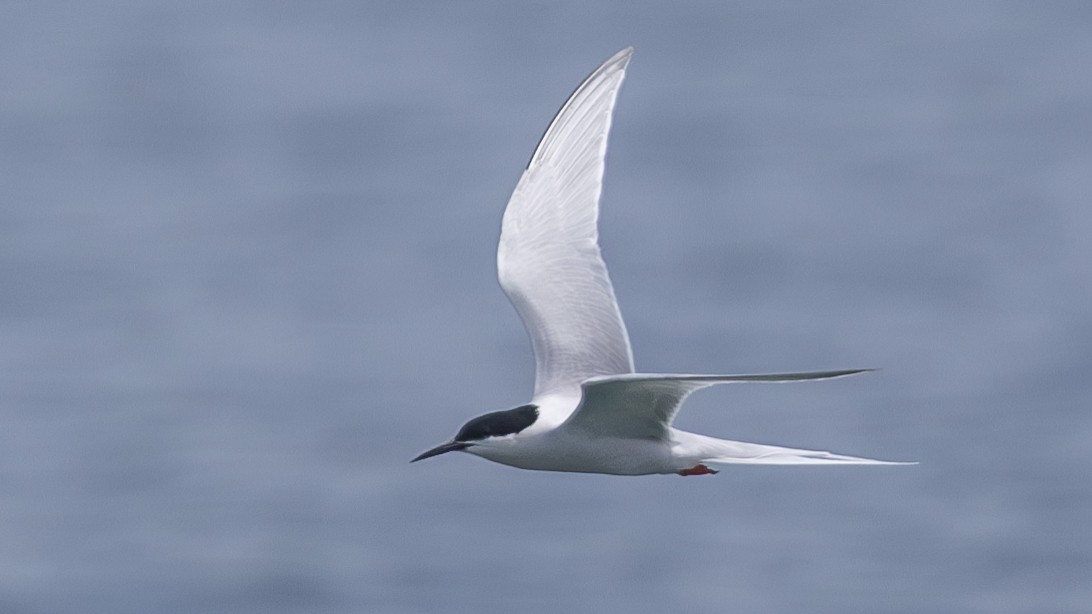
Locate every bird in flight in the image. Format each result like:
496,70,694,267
413,48,911,476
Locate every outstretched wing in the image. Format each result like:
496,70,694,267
498,48,635,400
560,370,872,440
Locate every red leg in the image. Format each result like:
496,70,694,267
676,463,719,476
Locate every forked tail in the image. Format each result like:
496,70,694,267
675,431,915,466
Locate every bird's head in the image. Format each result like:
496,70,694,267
411,404,539,462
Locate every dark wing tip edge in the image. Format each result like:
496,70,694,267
526,47,634,169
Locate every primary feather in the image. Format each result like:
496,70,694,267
498,48,635,402
561,370,872,440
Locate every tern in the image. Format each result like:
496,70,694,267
413,48,911,476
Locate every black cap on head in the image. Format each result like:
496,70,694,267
453,404,538,442
411,404,539,463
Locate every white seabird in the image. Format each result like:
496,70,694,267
413,48,912,475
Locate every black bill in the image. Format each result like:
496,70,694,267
411,441,470,463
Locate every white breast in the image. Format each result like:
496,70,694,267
468,429,676,476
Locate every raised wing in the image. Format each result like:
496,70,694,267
498,48,636,400
561,370,872,440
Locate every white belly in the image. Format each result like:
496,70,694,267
468,430,677,476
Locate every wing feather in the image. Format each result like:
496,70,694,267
498,48,636,399
561,370,872,440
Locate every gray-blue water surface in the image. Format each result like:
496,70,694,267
3,2,1090,613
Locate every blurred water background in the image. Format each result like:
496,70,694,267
2,2,1090,613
